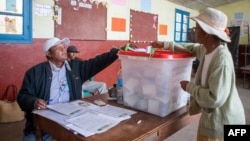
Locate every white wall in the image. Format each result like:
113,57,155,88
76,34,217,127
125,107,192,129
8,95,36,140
216,0,250,44
32,0,198,41
150,0,198,41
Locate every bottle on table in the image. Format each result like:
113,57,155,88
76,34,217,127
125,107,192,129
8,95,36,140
116,68,123,104
108,84,117,98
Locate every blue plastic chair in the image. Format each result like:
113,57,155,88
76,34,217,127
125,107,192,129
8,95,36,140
82,77,94,97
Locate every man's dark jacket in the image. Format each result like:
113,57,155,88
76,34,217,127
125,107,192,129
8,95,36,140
17,48,119,135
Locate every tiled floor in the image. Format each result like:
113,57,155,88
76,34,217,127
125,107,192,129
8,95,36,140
0,78,249,141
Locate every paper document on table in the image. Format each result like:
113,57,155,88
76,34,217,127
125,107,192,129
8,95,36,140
46,100,99,116
32,109,96,137
33,109,70,125
70,100,99,109
33,100,101,137
66,111,120,134
94,104,137,118
47,102,83,115
66,124,95,137
33,100,98,124
33,100,136,137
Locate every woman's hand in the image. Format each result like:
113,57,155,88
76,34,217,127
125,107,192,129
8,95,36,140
180,81,189,91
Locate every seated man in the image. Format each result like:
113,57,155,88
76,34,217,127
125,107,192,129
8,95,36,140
82,78,108,95
67,45,108,96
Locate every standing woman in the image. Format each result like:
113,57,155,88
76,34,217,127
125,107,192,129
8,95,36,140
177,7,246,141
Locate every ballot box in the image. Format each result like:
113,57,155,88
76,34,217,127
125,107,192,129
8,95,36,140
118,50,194,117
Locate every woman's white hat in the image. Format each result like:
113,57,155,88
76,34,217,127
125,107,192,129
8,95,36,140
43,37,70,52
191,7,231,42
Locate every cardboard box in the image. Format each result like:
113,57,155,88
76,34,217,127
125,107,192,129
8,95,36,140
118,50,194,117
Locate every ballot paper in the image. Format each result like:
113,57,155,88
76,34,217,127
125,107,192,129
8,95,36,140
47,102,84,115
33,109,96,137
33,100,99,137
66,111,121,134
33,100,98,124
128,47,147,52
33,100,136,137
94,104,137,118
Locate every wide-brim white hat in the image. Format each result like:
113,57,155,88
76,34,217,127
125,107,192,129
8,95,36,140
43,37,70,52
190,7,231,42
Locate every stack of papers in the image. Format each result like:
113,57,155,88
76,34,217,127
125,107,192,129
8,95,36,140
94,104,136,119
47,102,84,115
33,100,137,137
66,112,120,134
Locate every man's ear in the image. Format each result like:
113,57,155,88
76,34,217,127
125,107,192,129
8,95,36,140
46,51,52,58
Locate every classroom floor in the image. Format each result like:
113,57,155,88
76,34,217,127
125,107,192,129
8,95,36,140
0,78,249,141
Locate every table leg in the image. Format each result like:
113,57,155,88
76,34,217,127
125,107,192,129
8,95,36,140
34,115,42,141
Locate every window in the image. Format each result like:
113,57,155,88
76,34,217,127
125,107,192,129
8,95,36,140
0,0,32,44
174,9,189,43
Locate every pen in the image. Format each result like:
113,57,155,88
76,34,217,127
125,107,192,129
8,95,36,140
46,99,53,104
118,113,128,117
68,128,78,135
70,109,81,115
97,124,110,131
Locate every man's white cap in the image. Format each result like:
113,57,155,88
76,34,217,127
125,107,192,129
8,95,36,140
43,37,70,52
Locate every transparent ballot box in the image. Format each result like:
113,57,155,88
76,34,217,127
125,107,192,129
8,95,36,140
118,50,194,117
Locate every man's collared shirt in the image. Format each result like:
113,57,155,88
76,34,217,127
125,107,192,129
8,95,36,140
49,61,70,104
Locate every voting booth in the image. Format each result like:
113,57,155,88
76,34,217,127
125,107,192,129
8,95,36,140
118,50,194,117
